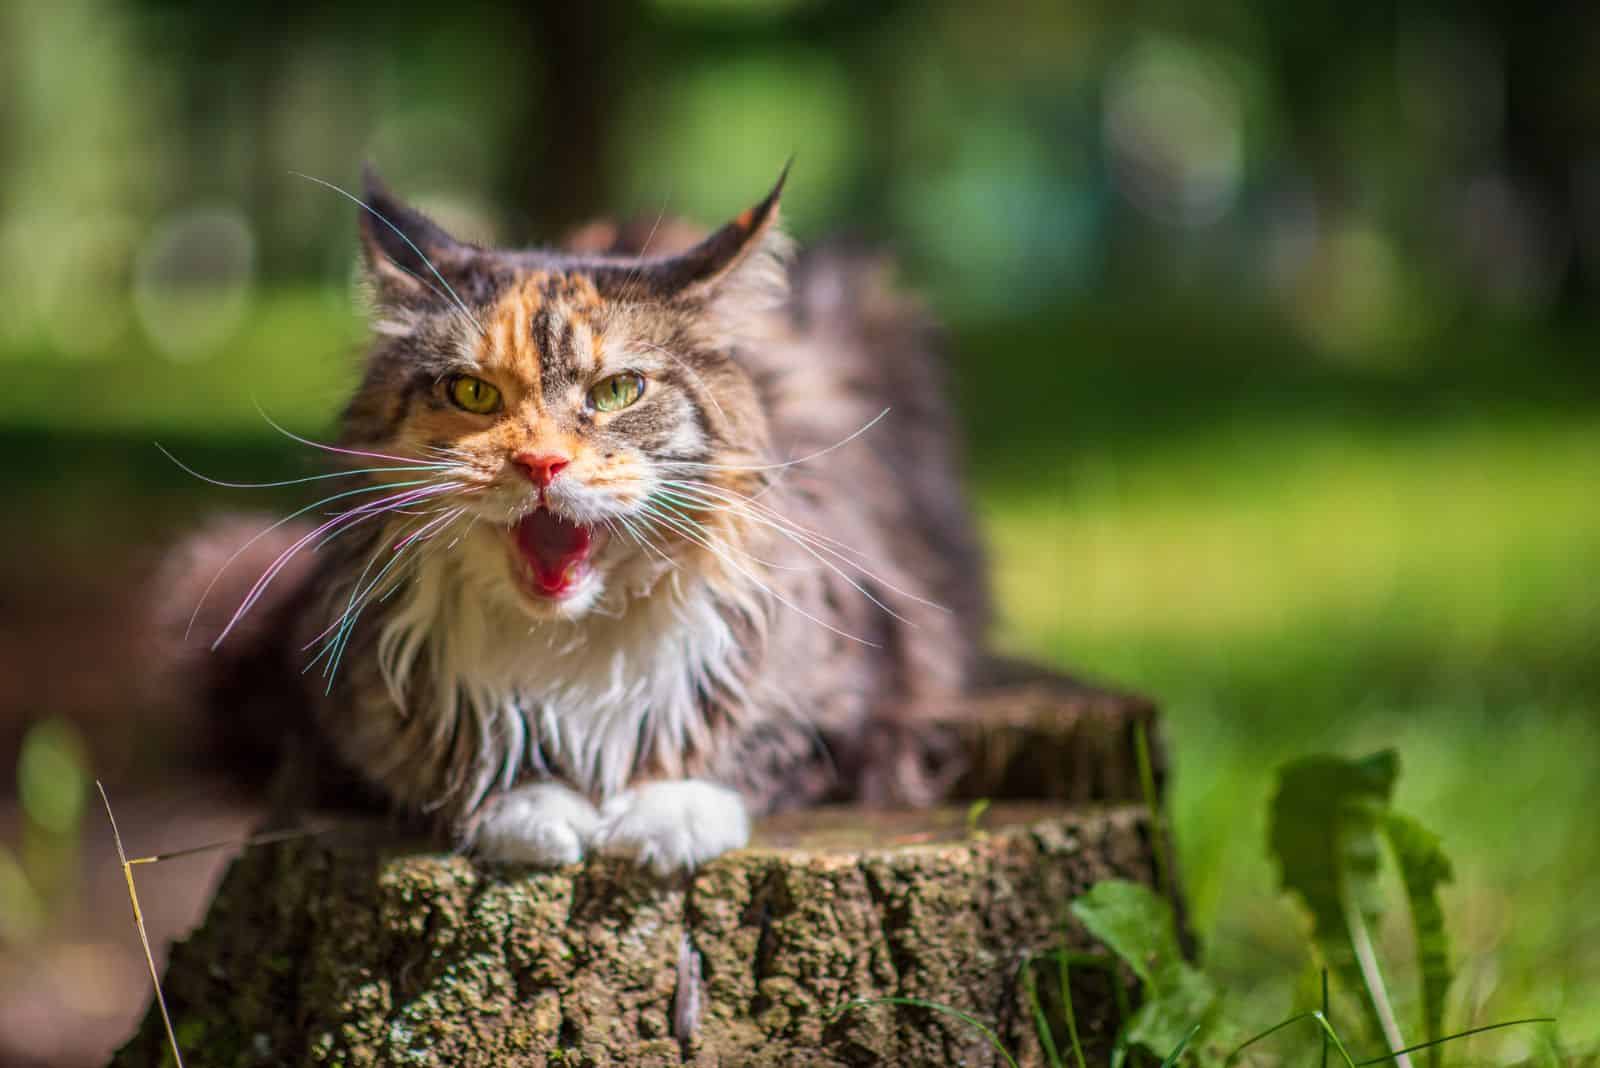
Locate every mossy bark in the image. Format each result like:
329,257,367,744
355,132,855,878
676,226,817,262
113,670,1170,1067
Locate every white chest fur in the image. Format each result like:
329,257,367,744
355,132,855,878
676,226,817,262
373,541,745,806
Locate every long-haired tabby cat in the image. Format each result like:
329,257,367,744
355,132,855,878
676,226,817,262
169,166,987,873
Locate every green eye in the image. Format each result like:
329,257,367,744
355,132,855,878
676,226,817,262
450,375,501,414
588,373,645,413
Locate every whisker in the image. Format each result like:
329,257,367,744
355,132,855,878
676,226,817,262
659,408,891,474
303,521,418,659
646,494,810,572
183,477,448,641
613,188,673,306
656,481,947,615
651,496,907,622
214,482,461,650
253,403,460,467
156,444,449,490
634,503,878,647
289,171,488,336
310,507,468,689
608,514,675,570
657,480,865,558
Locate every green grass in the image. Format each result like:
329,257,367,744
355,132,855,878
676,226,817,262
5,290,1598,1060
979,404,1600,1057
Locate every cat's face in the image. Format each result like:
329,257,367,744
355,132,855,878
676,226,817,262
340,171,786,620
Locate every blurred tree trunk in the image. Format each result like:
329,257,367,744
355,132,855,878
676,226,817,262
505,0,637,236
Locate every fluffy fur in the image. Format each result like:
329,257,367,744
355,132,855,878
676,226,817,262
173,168,987,871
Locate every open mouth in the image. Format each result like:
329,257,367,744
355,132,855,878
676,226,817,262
512,508,603,599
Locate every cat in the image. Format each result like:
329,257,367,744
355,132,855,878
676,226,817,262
167,165,988,873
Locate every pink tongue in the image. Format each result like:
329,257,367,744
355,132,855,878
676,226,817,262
515,510,592,593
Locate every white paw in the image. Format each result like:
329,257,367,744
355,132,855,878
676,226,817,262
595,780,750,875
474,782,601,866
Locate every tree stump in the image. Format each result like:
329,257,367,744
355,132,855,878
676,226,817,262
112,668,1170,1067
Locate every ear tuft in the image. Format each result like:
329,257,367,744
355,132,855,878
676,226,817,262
599,163,794,306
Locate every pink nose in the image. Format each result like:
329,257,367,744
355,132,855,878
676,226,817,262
514,453,570,488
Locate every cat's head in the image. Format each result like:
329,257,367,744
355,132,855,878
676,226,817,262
341,167,790,621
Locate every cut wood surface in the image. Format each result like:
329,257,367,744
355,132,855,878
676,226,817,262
112,670,1170,1067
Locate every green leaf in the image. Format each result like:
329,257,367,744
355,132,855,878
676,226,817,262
1382,811,1455,1068
1069,880,1184,987
1071,881,1220,1061
1268,750,1399,1045
1125,962,1219,1060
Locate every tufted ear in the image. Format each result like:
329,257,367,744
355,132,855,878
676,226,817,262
357,164,478,307
595,163,791,305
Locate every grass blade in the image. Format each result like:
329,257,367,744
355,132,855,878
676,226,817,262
1160,1022,1202,1066
1058,950,1088,1068
1021,955,1064,1068
1226,1010,1359,1068
1322,968,1331,1068
97,781,184,1068
833,997,1020,1068
1352,1017,1556,1067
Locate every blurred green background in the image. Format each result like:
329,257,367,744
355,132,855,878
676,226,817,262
1,0,1597,1063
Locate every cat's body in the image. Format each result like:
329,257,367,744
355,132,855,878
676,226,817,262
172,170,986,872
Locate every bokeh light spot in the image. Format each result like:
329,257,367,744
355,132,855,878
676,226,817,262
133,205,256,363
1105,39,1245,227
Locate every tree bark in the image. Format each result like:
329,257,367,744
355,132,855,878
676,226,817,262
112,669,1170,1067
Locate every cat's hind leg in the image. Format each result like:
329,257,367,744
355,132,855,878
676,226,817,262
595,780,750,875
474,781,601,866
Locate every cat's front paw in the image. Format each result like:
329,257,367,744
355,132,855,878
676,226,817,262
595,780,750,875
475,782,601,866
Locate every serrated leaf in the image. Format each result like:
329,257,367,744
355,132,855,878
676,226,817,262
1383,810,1455,1068
1268,750,1399,1045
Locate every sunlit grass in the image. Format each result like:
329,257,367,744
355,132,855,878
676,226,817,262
981,413,1600,1056
983,418,1600,648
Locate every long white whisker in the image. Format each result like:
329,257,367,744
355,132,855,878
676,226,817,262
657,480,866,558
183,477,449,641
641,497,807,571
289,171,488,336
660,408,891,474
253,402,458,467
652,497,910,624
214,481,461,649
635,503,878,647
656,482,948,614
312,507,468,689
609,513,676,569
156,444,449,490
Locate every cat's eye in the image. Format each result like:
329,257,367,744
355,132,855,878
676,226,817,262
588,373,645,413
449,375,501,414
